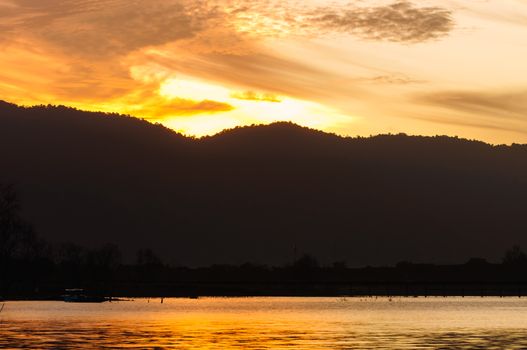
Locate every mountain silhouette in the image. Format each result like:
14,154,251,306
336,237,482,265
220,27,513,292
1,100,527,266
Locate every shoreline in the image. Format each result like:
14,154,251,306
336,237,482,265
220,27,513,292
4,281,527,301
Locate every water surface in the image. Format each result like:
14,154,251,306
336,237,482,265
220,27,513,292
1,297,527,349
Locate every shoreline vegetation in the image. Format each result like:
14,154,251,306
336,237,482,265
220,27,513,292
5,281,527,301
3,184,527,300
5,283,527,301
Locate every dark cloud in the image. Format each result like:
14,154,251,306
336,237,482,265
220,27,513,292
214,0,455,43
308,1,454,43
419,90,527,119
1,0,455,56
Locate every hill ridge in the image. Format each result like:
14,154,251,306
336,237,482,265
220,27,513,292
2,99,519,147
2,100,527,266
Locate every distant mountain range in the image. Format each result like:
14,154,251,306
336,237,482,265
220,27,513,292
1,100,527,266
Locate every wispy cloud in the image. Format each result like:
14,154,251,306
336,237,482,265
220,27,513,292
359,74,425,85
0,0,456,106
140,49,365,105
414,114,527,134
418,89,527,120
5,0,527,144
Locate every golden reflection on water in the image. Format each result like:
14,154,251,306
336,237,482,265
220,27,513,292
1,297,527,349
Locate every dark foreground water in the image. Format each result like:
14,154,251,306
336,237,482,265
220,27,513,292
1,297,527,349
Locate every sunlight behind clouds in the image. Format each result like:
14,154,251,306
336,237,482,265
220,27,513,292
154,76,350,136
160,78,231,101
1,0,527,143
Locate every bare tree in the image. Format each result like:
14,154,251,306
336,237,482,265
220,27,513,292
0,184,21,263
503,245,527,266
0,184,36,291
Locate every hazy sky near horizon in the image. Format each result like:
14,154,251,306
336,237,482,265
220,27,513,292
1,0,527,143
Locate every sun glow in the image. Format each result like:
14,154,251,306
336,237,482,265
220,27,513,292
2,0,527,143
152,76,349,136
159,78,231,101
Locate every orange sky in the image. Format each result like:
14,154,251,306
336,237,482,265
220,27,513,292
1,0,527,143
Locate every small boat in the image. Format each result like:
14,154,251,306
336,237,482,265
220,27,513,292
63,289,108,303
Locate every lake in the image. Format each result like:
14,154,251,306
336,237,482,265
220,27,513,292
1,297,527,349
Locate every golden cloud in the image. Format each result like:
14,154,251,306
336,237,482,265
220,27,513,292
0,0,456,108
127,97,234,118
230,91,281,102
0,0,458,139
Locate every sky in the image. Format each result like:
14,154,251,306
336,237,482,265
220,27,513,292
1,0,527,144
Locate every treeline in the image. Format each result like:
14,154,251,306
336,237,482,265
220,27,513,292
4,242,527,299
2,184,527,299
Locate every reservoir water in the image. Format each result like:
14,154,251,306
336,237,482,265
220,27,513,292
1,297,527,349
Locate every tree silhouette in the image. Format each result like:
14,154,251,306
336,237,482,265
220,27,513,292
293,254,320,270
502,246,527,266
136,248,163,267
0,184,38,294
